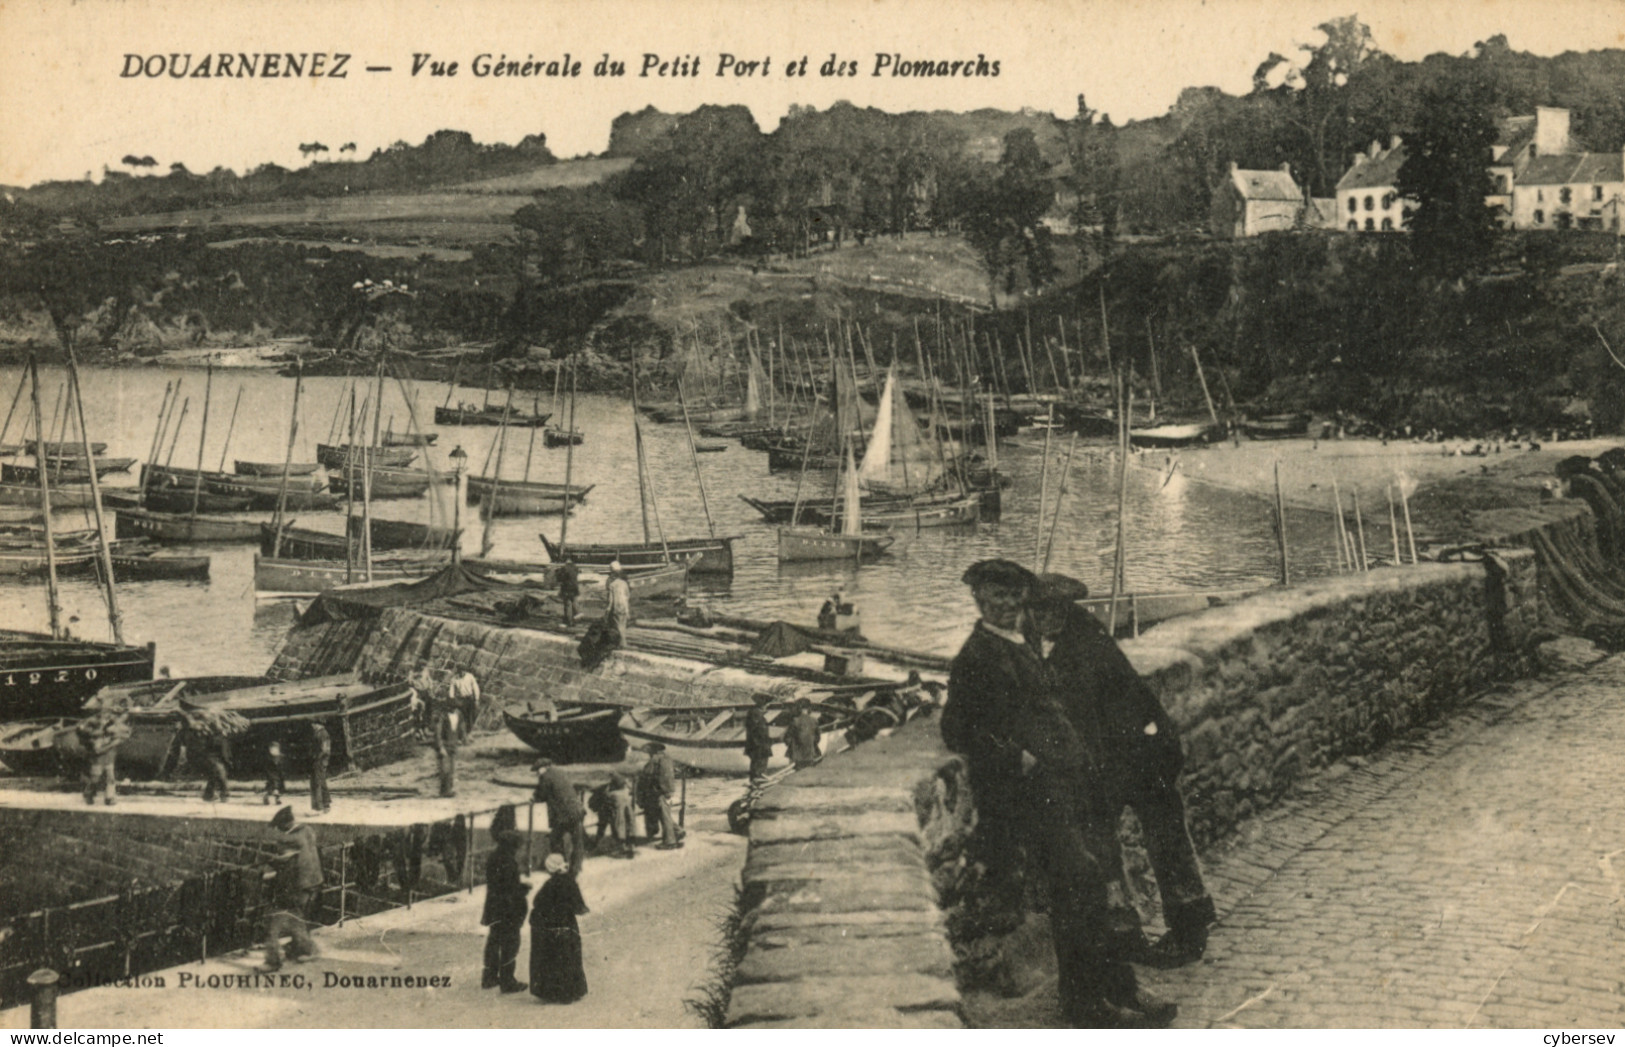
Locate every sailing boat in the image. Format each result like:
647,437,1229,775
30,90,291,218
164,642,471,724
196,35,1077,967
777,444,895,562
1,355,156,721
853,366,980,529
465,391,594,515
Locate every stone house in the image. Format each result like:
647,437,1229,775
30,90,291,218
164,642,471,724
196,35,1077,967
1335,137,1409,233
1209,162,1306,237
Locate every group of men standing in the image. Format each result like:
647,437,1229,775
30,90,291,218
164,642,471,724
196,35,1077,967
412,665,483,798
942,559,1214,1029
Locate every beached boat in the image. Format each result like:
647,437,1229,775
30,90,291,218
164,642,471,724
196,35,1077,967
0,718,75,775
617,702,854,776
0,630,156,720
2,459,136,484
1241,412,1312,439
502,703,627,763
542,427,583,447
539,533,736,576
434,403,551,428
233,459,321,477
315,443,418,470
114,508,262,544
253,552,450,596
1128,422,1218,449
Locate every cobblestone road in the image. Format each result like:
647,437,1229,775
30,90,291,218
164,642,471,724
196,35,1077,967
1136,642,1625,1028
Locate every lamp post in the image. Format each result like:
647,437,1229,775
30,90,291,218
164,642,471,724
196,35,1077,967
449,444,467,565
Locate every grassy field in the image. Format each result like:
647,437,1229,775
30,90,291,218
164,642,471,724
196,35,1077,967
205,236,475,261
445,155,633,193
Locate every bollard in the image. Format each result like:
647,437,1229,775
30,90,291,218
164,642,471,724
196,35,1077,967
28,969,59,1029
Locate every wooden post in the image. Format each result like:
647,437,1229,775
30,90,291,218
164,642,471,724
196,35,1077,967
1274,460,1290,585
1387,485,1402,566
1398,477,1418,564
1352,490,1369,572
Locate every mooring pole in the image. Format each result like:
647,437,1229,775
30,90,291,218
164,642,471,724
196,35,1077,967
28,970,58,1029
1274,460,1290,585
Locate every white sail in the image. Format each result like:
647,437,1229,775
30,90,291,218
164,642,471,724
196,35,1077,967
841,445,862,536
858,367,895,485
744,342,764,420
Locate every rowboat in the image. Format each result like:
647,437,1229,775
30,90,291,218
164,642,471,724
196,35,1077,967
108,548,211,582
0,630,156,720
1129,423,1218,449
0,718,74,775
114,508,263,544
502,704,627,764
776,528,895,562
693,441,729,453
328,470,432,500
617,702,855,776
539,533,737,576
24,441,106,457
134,486,256,514
434,403,551,428
1241,412,1312,439
234,459,320,477
0,484,98,508
466,476,594,516
260,523,348,560
381,431,437,447
315,443,418,470
2,459,136,484
253,551,450,596
466,558,691,601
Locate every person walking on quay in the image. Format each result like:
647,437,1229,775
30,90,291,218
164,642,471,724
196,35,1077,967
262,738,286,806
744,693,775,782
449,668,481,742
556,555,580,628
784,698,823,769
589,772,636,859
76,701,130,807
942,559,1174,1028
481,825,530,994
532,758,586,877
308,722,332,814
1029,573,1216,968
434,701,461,798
636,742,681,849
409,666,436,741
606,561,632,640
528,853,589,1005
190,724,233,803
259,806,323,973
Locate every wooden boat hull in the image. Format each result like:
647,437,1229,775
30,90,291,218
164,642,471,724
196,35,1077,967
616,704,851,776
2,459,135,484
0,631,156,720
25,441,106,457
1241,413,1311,439
234,460,320,477
381,432,437,447
109,551,211,581
328,473,431,499
348,516,460,550
1129,424,1218,449
0,718,74,775
539,533,736,576
777,528,896,562
434,405,551,428
261,524,347,560
316,444,418,469
137,487,256,514
0,484,97,508
466,559,691,602
860,495,980,530
253,552,449,595
115,509,262,544
542,428,583,447
467,476,594,516
502,706,627,763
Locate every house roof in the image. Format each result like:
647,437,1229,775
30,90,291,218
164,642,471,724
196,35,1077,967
1519,152,1625,186
1336,144,1406,191
1311,198,1338,225
1229,166,1302,202
1494,115,1536,164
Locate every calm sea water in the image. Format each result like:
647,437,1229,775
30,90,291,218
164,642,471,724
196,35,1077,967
0,364,1344,672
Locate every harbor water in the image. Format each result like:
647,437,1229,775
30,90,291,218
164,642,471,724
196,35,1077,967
0,364,1345,670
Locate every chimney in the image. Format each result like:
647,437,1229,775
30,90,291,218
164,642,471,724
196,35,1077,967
1229,160,1239,173
1389,135,1403,152
1352,152,1366,167
1535,106,1571,158
1369,140,1381,160
1279,161,1292,175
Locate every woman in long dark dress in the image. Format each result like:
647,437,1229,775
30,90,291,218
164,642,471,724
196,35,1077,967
529,853,589,1003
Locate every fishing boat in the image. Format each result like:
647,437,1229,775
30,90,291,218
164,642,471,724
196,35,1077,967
1241,412,1312,439
778,444,897,562
502,703,627,763
113,508,262,543
0,630,157,721
0,483,98,508
260,523,347,560
92,672,419,777
253,552,451,596
348,516,460,551
315,443,418,470
24,440,106,457
381,431,437,447
107,547,211,581
328,469,433,500
2,459,136,484
539,533,736,575
858,493,981,530
234,459,320,477
542,427,583,447
134,485,256,514
467,558,692,601
201,476,338,511
616,702,855,776
466,475,593,515
434,403,550,428
1128,422,1218,449
147,463,325,494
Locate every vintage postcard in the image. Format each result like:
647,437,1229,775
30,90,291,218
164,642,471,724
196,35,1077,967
1,0,1624,1033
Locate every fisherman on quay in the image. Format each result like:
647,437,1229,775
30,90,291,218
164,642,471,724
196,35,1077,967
259,806,323,973
743,693,775,782
1028,573,1216,967
434,700,461,799
531,757,586,877
636,742,682,849
481,805,530,994
449,668,482,742
605,561,632,640
942,558,1174,1028
308,722,331,815
783,699,823,769
556,555,581,628
77,698,130,807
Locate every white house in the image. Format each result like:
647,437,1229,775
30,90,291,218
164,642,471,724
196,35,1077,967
1209,162,1306,238
1335,137,1409,233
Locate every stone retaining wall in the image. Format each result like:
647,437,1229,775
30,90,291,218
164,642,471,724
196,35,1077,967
271,609,816,727
725,551,1548,1027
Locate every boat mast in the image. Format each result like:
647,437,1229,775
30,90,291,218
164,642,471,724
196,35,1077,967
140,380,174,508
65,345,123,644
188,362,213,524
27,356,62,639
0,369,28,452
163,397,189,467
271,363,303,558
216,386,244,472
522,389,540,485
630,354,651,543
364,359,385,582
344,386,357,583
480,397,513,559
558,355,576,552
676,376,717,540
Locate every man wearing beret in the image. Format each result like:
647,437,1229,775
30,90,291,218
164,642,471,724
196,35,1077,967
1029,573,1215,969
943,559,1174,1028
532,758,586,877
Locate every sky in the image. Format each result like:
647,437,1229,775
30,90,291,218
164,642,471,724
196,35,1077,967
2,0,1623,188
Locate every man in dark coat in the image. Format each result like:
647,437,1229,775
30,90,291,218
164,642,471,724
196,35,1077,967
194,728,231,803
743,693,775,782
783,699,822,769
532,758,586,877
942,559,1174,1028
636,743,680,849
260,806,323,972
557,557,580,628
481,829,529,992
1030,573,1216,968
434,702,460,798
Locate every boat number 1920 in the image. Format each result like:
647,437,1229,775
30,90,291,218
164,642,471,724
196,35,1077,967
4,669,98,685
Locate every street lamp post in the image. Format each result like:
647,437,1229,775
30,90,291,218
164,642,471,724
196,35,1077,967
449,445,467,565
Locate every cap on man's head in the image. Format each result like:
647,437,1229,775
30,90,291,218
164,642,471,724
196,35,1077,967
270,806,295,830
1032,573,1091,606
961,559,1037,591
608,560,624,573
543,853,567,874
751,692,775,705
